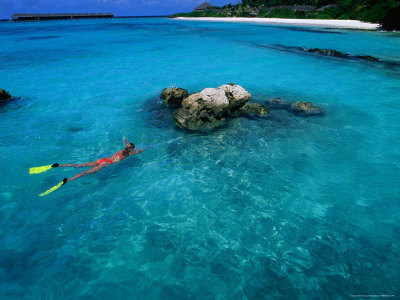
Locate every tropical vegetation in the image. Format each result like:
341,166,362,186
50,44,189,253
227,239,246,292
170,0,400,29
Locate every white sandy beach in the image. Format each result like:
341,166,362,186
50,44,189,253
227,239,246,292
176,17,380,30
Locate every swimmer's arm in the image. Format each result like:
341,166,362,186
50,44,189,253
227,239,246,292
129,145,152,156
130,150,144,155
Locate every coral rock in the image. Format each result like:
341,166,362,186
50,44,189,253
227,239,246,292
161,87,189,108
290,101,325,115
238,103,269,116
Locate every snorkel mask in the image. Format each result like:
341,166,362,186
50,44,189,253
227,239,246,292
125,138,136,151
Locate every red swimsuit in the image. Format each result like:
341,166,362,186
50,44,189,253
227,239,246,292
96,150,127,166
96,158,114,165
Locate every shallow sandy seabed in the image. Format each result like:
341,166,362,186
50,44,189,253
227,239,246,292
176,17,380,30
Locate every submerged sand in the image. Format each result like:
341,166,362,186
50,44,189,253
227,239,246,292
175,17,380,30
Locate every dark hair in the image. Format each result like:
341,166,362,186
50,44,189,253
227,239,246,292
125,142,135,149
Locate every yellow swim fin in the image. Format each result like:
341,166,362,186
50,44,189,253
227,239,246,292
29,163,59,175
39,178,68,197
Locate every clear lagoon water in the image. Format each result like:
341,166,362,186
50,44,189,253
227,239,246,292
1,18,400,298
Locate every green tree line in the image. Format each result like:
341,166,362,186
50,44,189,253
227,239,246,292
242,0,397,23
171,0,400,29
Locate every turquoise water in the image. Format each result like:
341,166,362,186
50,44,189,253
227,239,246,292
1,18,400,298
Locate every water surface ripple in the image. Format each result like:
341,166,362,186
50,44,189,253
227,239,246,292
0,18,399,299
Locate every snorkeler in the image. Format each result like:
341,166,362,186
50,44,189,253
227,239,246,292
30,139,151,196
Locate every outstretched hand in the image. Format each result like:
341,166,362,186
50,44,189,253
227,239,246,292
130,145,152,155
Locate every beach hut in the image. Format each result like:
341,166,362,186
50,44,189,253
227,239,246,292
317,4,338,12
194,2,215,12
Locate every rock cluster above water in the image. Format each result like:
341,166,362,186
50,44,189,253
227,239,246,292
162,84,269,130
174,88,229,130
0,89,12,102
173,84,254,130
160,85,325,131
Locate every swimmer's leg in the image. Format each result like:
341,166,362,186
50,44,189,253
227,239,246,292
65,163,111,183
58,161,98,168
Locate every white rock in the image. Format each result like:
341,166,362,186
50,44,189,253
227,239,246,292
200,88,229,106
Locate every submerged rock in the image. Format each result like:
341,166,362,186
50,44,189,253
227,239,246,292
173,84,251,130
267,97,325,116
0,89,12,101
161,87,189,108
266,97,291,109
306,48,379,61
238,103,269,116
357,55,379,61
290,101,325,115
307,48,348,58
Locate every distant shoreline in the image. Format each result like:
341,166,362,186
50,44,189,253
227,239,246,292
175,17,380,30
2,15,169,22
